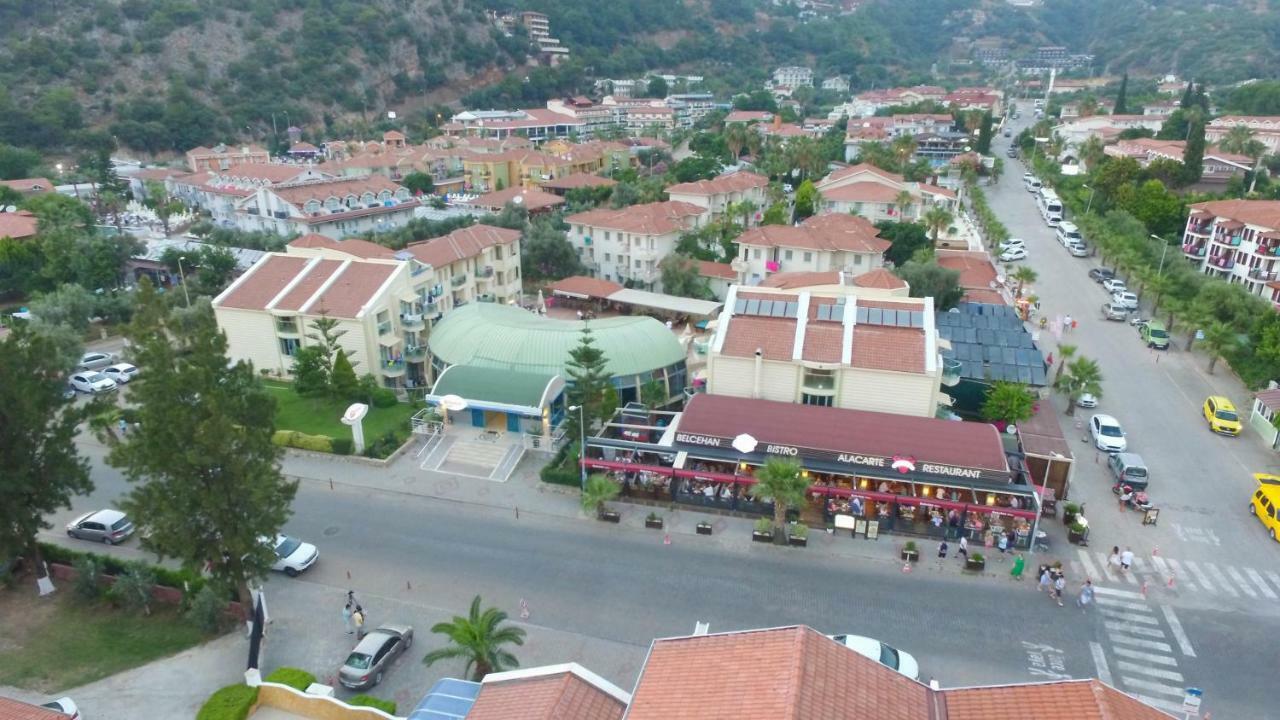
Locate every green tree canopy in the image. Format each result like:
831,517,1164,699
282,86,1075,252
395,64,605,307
521,217,583,281
981,381,1036,424
876,221,930,266
564,324,611,440
748,458,809,544
658,253,714,299
894,259,963,309
793,179,820,220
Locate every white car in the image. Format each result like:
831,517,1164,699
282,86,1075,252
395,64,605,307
1090,414,1127,453
1102,278,1127,294
69,371,118,394
268,535,319,577
1076,393,1098,409
102,363,140,384
1068,243,1089,257
40,698,80,719
1111,291,1139,310
999,247,1028,262
998,238,1026,252
829,634,920,680
77,351,117,370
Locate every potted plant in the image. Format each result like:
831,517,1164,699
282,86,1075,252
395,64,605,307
645,512,664,530
901,540,919,562
752,517,775,543
1068,520,1088,544
965,552,986,572
1062,502,1081,526
696,521,713,535
581,474,621,523
787,522,808,547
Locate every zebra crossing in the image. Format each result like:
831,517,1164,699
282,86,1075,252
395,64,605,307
1088,586,1194,716
1070,549,1280,602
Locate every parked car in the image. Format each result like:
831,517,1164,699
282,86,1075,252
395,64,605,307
66,509,135,545
1102,278,1127,294
1249,473,1280,542
69,371,117,394
62,383,77,400
339,625,414,690
1089,267,1116,283
999,247,1028,262
1111,291,1139,310
829,634,920,680
1068,242,1089,257
1101,303,1128,321
998,238,1026,252
1090,414,1128,453
1140,320,1170,349
267,535,319,577
1006,147,1018,158
1203,396,1242,436
76,351,117,370
102,362,139,384
1108,452,1149,490
40,698,80,719
1076,392,1098,409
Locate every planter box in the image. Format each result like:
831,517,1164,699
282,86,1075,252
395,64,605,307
696,522,713,536
964,558,986,572
1068,529,1086,544
645,517,664,530
752,531,775,543
901,549,920,562
1062,512,1078,526
598,510,621,523
788,535,808,547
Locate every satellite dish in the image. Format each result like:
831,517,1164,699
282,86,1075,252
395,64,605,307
511,194,524,205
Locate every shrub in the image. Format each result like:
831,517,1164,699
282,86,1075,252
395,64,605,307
272,430,334,453
363,430,403,458
265,666,316,691
370,388,398,408
540,442,581,486
115,565,157,615
331,437,353,455
196,684,259,720
970,552,985,564
789,522,808,539
72,555,103,601
903,540,918,553
186,585,227,633
754,517,773,534
348,695,397,714
271,430,299,447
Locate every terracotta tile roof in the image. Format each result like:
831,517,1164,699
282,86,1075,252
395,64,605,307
853,268,907,289
820,181,903,203
539,173,619,191
1188,199,1280,230
1255,388,1280,412
963,287,1008,305
469,666,627,720
943,679,1175,720
697,260,736,280
0,177,54,194
736,213,889,255
802,322,844,362
131,167,188,182
213,163,320,184
383,130,406,140
215,255,312,311
408,224,520,268
852,324,924,372
936,250,999,292
0,697,71,720
273,259,345,312
289,142,321,153
720,315,798,361
760,270,843,289
678,395,1010,472
919,184,957,199
567,201,706,236
269,175,405,207
307,260,398,318
288,234,394,259
467,186,565,212
666,171,768,197
550,275,625,299
625,626,932,720
724,110,774,123
818,162,904,187
0,210,40,240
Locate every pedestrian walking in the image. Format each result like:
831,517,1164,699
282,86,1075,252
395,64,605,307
1108,546,1122,574
997,532,1009,554
118,418,128,436
1010,553,1025,580
1120,547,1134,573
1038,566,1052,592
957,535,969,560
353,605,366,638
342,601,353,634
1064,314,1073,332
1077,580,1095,611
1052,574,1066,607
937,540,948,558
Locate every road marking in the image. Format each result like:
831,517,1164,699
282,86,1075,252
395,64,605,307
1104,622,1166,638
1099,609,1159,624
1094,551,1120,582
1120,676,1189,698
1116,660,1184,682
1226,566,1258,599
1203,562,1240,597
1094,596,1150,611
1266,570,1280,593
1093,586,1145,599
1160,605,1196,658
1182,560,1217,592
1109,635,1173,653
1111,646,1179,666
1245,567,1278,600
1078,549,1101,580
1130,693,1190,715
1165,559,1194,591
1089,641,1113,686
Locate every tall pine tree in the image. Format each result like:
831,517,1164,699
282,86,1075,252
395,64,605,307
1180,80,1195,109
109,281,297,609
1114,74,1129,115
1182,116,1206,186
564,323,611,442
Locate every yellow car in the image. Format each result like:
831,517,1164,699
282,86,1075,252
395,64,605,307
1250,474,1280,542
1203,396,1242,436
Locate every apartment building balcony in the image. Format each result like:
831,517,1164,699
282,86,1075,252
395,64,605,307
379,357,406,377
941,356,963,387
1254,240,1280,258
246,207,260,215
405,344,428,361
450,274,467,288
1211,231,1243,248
377,320,394,336
633,246,659,261
1207,254,1235,270
1184,223,1211,238
401,312,425,329
477,293,496,303
1249,267,1278,282
1181,242,1206,258
476,265,494,279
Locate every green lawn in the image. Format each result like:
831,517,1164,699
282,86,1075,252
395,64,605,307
0,587,210,691
264,381,416,442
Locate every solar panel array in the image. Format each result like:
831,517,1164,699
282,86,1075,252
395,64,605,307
733,297,800,318
855,305,925,328
935,302,1047,386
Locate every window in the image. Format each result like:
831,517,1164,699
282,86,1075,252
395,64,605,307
802,367,836,390
753,248,762,259
275,316,298,333
605,231,611,241
804,252,813,262
494,245,503,260
604,252,611,262
280,338,300,356
376,310,392,335
802,393,833,407
853,254,863,265
785,250,793,260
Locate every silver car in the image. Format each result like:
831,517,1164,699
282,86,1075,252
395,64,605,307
339,624,414,690
67,509,135,544
77,351,118,370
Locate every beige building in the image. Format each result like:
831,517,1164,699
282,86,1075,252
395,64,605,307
814,163,959,223
213,226,522,388
665,172,769,225
706,285,945,417
567,201,708,291
235,175,418,240
734,213,891,286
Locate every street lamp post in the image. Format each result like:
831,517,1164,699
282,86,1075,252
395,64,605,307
1083,184,1095,215
176,256,191,308
1150,234,1169,277
567,404,587,489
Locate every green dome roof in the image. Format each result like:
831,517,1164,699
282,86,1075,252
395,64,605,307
427,303,686,379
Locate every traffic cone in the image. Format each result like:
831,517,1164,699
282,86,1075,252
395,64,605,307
663,533,671,545
902,561,912,574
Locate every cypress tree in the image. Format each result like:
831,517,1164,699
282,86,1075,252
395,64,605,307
1182,117,1206,185
1114,74,1129,114
1180,80,1194,109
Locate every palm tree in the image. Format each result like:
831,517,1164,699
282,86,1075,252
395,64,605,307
922,206,954,244
893,190,914,220
1055,356,1103,416
1218,125,1257,156
422,596,527,681
890,134,917,169
1078,136,1106,172
1011,266,1038,297
725,122,749,161
580,473,620,518
1053,343,1077,385
747,458,810,544
1199,321,1237,374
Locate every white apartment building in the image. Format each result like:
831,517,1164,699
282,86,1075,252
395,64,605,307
734,213,890,286
168,164,333,226
814,163,959,223
235,176,417,240
1206,116,1280,156
665,171,769,225
772,66,814,89
1182,200,1280,307
566,201,708,292
706,285,945,417
821,76,850,94
213,226,522,389
1051,115,1162,151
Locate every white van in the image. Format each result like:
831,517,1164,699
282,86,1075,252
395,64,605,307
1024,175,1042,192
1038,188,1063,225
1055,221,1082,247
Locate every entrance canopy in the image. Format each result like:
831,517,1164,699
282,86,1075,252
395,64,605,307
426,365,564,417
608,288,723,317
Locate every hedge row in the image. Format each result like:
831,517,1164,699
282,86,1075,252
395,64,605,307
540,441,581,487
272,430,335,453
264,667,316,691
39,542,220,599
349,695,397,714
196,684,259,720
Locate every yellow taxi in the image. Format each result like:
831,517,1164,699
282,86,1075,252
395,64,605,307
1251,473,1280,542
1203,396,1242,436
